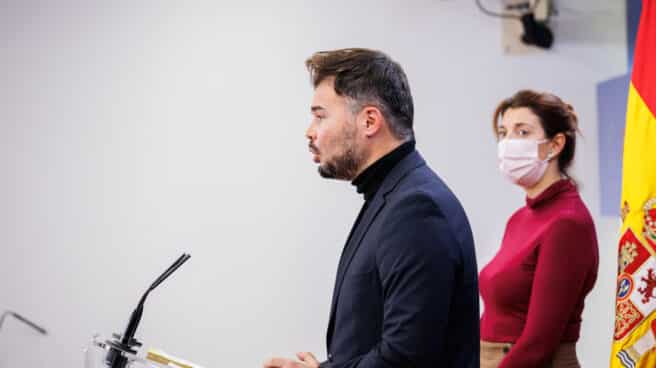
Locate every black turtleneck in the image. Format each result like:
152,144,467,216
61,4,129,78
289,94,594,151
352,140,416,201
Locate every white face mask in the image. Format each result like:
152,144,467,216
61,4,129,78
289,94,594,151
498,138,553,187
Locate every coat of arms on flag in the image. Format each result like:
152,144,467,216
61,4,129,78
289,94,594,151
614,208,656,367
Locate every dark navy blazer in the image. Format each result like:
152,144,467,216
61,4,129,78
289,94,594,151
321,150,479,368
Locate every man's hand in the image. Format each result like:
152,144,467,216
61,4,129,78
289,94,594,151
263,352,320,368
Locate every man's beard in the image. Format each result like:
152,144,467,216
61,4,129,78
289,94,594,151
318,145,363,180
317,131,365,181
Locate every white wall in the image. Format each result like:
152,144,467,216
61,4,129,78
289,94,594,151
0,1,625,367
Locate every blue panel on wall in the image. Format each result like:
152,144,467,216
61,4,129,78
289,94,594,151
627,0,642,68
597,74,630,216
596,0,641,217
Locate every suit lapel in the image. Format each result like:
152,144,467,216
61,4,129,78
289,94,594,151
326,151,426,349
326,193,386,344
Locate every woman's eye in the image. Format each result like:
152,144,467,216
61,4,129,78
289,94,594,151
518,129,529,136
497,131,506,139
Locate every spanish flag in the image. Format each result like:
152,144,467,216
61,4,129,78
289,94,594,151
612,1,656,367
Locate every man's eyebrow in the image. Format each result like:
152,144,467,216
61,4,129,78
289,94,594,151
311,106,326,112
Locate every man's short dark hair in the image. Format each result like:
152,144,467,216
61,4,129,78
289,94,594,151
305,48,414,141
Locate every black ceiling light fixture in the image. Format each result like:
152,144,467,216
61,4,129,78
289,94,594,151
476,0,554,49
520,11,554,48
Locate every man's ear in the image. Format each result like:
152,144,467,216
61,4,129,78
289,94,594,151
361,106,385,138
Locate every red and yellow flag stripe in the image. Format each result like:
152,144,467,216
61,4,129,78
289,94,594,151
612,1,656,367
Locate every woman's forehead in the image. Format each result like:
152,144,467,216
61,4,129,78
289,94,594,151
499,107,541,129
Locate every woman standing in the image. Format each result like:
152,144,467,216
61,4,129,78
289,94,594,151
479,90,599,368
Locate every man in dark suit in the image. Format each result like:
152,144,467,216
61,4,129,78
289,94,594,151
264,48,479,368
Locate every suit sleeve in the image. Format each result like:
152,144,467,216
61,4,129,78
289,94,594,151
322,192,461,368
499,218,595,368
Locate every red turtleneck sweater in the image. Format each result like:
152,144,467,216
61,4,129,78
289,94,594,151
479,180,599,368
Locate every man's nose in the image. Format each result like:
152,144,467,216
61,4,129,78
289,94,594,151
305,122,316,140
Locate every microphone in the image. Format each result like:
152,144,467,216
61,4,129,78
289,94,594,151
0,311,48,335
105,253,191,368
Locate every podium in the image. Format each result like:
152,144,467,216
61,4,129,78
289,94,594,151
84,334,204,368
